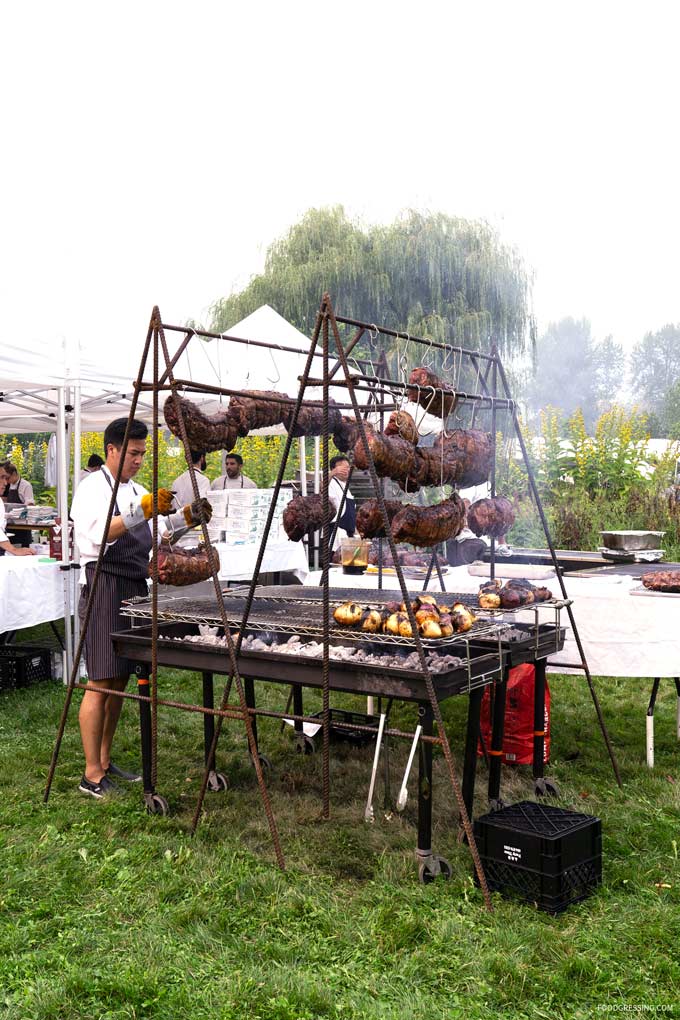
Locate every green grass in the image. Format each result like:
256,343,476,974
1,639,680,1019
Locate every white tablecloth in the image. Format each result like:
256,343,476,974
0,558,73,631
214,539,308,583
303,565,680,678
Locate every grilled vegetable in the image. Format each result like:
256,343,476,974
333,601,363,626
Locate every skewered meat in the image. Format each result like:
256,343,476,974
353,431,417,482
384,410,419,445
467,496,516,539
282,494,325,542
432,430,493,487
155,542,220,586
407,367,457,417
356,499,403,539
391,492,466,548
282,401,342,438
163,395,239,453
642,571,680,593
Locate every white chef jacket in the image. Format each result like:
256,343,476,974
171,468,211,509
70,468,157,582
213,473,257,490
7,478,34,504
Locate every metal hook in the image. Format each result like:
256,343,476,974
422,337,435,370
266,346,281,386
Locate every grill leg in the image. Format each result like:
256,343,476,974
245,677,272,770
293,685,314,754
533,659,558,797
416,703,452,884
646,678,661,768
487,666,508,809
674,678,680,742
202,671,228,793
136,666,168,816
461,687,483,825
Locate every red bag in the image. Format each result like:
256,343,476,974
478,663,550,765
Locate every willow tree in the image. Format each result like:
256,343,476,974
209,207,534,364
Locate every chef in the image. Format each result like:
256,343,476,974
171,449,211,508
328,454,356,553
214,452,256,490
0,463,35,556
2,461,35,548
70,417,212,799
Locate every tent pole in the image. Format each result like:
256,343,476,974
56,387,73,683
313,436,320,570
71,383,82,676
298,436,308,563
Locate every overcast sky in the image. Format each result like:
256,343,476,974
1,1,677,358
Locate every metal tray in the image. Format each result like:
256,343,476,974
600,530,665,551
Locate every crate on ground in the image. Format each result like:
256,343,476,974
0,645,53,690
473,800,602,914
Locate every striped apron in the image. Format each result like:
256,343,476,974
79,481,152,681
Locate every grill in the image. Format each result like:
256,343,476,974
122,589,507,649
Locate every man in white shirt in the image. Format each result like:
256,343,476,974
70,417,212,800
0,464,35,556
328,455,356,553
80,454,104,480
171,450,211,508
214,452,257,490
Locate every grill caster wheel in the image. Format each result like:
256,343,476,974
489,798,506,812
249,752,272,771
535,777,559,798
207,770,229,793
418,855,452,884
296,734,316,755
144,793,169,816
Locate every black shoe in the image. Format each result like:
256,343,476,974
100,775,123,796
106,761,141,782
78,775,107,799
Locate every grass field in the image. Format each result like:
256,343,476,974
1,640,679,1020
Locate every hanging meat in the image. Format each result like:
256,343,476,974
407,367,457,417
391,492,466,547
353,432,417,483
227,390,290,435
154,542,221,586
282,401,342,438
333,416,363,453
282,494,326,542
432,429,493,487
163,395,239,452
356,499,403,539
467,496,516,538
384,410,419,445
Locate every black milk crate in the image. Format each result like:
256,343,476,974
0,645,53,691
473,800,602,914
309,709,379,746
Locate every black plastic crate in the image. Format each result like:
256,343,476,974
0,645,53,691
473,800,602,913
309,709,379,746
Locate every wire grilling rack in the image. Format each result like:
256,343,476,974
122,591,508,649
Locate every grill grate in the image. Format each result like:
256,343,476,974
122,592,506,649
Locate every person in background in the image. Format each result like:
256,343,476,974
70,416,212,800
328,454,356,555
446,483,512,566
171,450,210,508
80,454,104,480
214,452,256,490
1,461,35,548
0,463,35,556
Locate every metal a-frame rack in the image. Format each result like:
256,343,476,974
43,293,618,910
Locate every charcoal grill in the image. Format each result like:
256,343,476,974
113,589,507,874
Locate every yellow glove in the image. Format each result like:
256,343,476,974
140,489,174,519
182,497,213,527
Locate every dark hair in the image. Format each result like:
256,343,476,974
87,454,104,469
190,450,206,464
103,417,148,453
225,452,243,466
1,461,16,474
329,455,349,471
